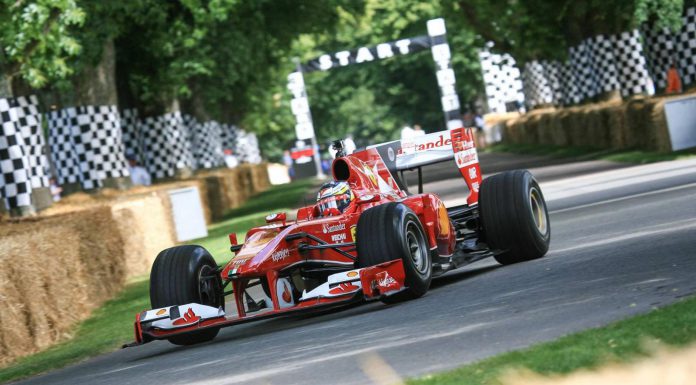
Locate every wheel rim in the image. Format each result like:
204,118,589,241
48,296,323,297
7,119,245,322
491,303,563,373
405,221,429,275
198,265,219,307
529,187,548,235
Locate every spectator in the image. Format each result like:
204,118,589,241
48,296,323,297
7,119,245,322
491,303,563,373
413,124,426,137
666,59,682,94
344,135,357,154
400,124,415,140
49,177,62,202
127,155,151,186
282,150,294,179
223,149,239,168
474,113,487,149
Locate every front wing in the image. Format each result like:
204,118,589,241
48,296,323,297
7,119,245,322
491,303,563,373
132,259,406,345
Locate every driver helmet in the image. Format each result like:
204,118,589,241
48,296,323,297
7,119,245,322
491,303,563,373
316,181,354,215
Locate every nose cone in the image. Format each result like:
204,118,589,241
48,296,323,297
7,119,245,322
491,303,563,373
221,228,295,278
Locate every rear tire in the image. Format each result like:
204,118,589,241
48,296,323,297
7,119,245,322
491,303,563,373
479,170,550,265
150,245,223,345
356,203,432,302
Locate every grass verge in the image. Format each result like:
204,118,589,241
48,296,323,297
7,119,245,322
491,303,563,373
0,178,317,383
409,295,696,385
484,143,696,164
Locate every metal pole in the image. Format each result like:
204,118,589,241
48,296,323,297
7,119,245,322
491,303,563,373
292,58,325,179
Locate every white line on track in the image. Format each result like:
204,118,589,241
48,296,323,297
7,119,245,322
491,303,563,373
549,182,696,214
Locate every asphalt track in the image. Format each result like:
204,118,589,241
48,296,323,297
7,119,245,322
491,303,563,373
15,154,696,385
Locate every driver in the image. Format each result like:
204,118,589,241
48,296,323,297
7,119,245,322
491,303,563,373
316,181,354,216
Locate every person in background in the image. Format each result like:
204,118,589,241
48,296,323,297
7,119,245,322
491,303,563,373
666,58,682,94
223,149,239,168
413,124,426,137
127,155,152,186
343,135,357,155
474,112,487,149
49,177,62,202
283,150,294,179
400,124,415,140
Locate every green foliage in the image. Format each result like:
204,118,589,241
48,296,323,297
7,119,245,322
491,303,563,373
0,0,84,88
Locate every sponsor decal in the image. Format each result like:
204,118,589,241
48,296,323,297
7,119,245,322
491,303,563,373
331,233,347,243
156,309,167,316
398,134,452,156
387,146,396,161
323,222,346,234
347,271,358,278
232,256,251,266
350,225,357,241
455,148,478,169
471,181,480,193
271,248,290,262
376,272,400,292
328,282,360,295
172,308,201,326
468,166,477,180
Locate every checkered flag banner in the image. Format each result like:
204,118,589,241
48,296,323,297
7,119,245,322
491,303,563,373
0,95,53,209
676,7,696,86
0,98,32,209
479,49,525,113
191,120,225,169
121,108,143,162
48,105,130,190
139,111,196,180
235,130,262,164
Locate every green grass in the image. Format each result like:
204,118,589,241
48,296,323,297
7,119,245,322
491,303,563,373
0,178,317,383
484,143,696,164
409,295,696,385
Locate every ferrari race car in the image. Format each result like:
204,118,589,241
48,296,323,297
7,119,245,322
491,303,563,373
130,127,550,346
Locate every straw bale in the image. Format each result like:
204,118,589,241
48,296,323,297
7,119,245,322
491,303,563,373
500,96,674,152
0,207,124,364
110,194,177,277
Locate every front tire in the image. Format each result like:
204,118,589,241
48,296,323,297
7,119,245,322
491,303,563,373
479,170,550,265
150,245,223,345
356,203,432,302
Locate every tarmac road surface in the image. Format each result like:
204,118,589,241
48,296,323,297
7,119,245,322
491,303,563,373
14,154,696,385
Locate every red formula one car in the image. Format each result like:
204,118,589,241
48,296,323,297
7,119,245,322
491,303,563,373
130,127,550,346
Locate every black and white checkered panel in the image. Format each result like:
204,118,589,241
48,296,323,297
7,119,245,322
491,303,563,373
220,123,239,151
557,61,582,105
120,108,143,162
676,6,696,86
591,35,621,94
73,106,130,189
569,41,600,101
543,61,564,105
522,61,555,109
192,120,224,169
140,115,176,180
47,108,81,185
162,111,195,171
13,95,50,189
0,98,32,209
479,50,525,113
641,25,677,90
612,30,654,97
234,130,262,164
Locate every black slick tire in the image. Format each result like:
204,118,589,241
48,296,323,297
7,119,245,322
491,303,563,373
150,245,223,345
479,170,551,265
356,203,432,303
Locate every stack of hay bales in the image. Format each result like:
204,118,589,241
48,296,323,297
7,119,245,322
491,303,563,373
0,207,127,364
501,95,676,152
0,163,271,364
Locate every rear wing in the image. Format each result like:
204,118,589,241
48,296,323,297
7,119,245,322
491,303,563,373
367,127,482,205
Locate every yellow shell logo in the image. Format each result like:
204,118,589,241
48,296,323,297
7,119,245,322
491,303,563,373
362,165,378,187
156,309,167,316
347,271,358,277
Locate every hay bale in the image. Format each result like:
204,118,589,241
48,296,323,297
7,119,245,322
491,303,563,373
0,207,124,364
110,194,177,277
